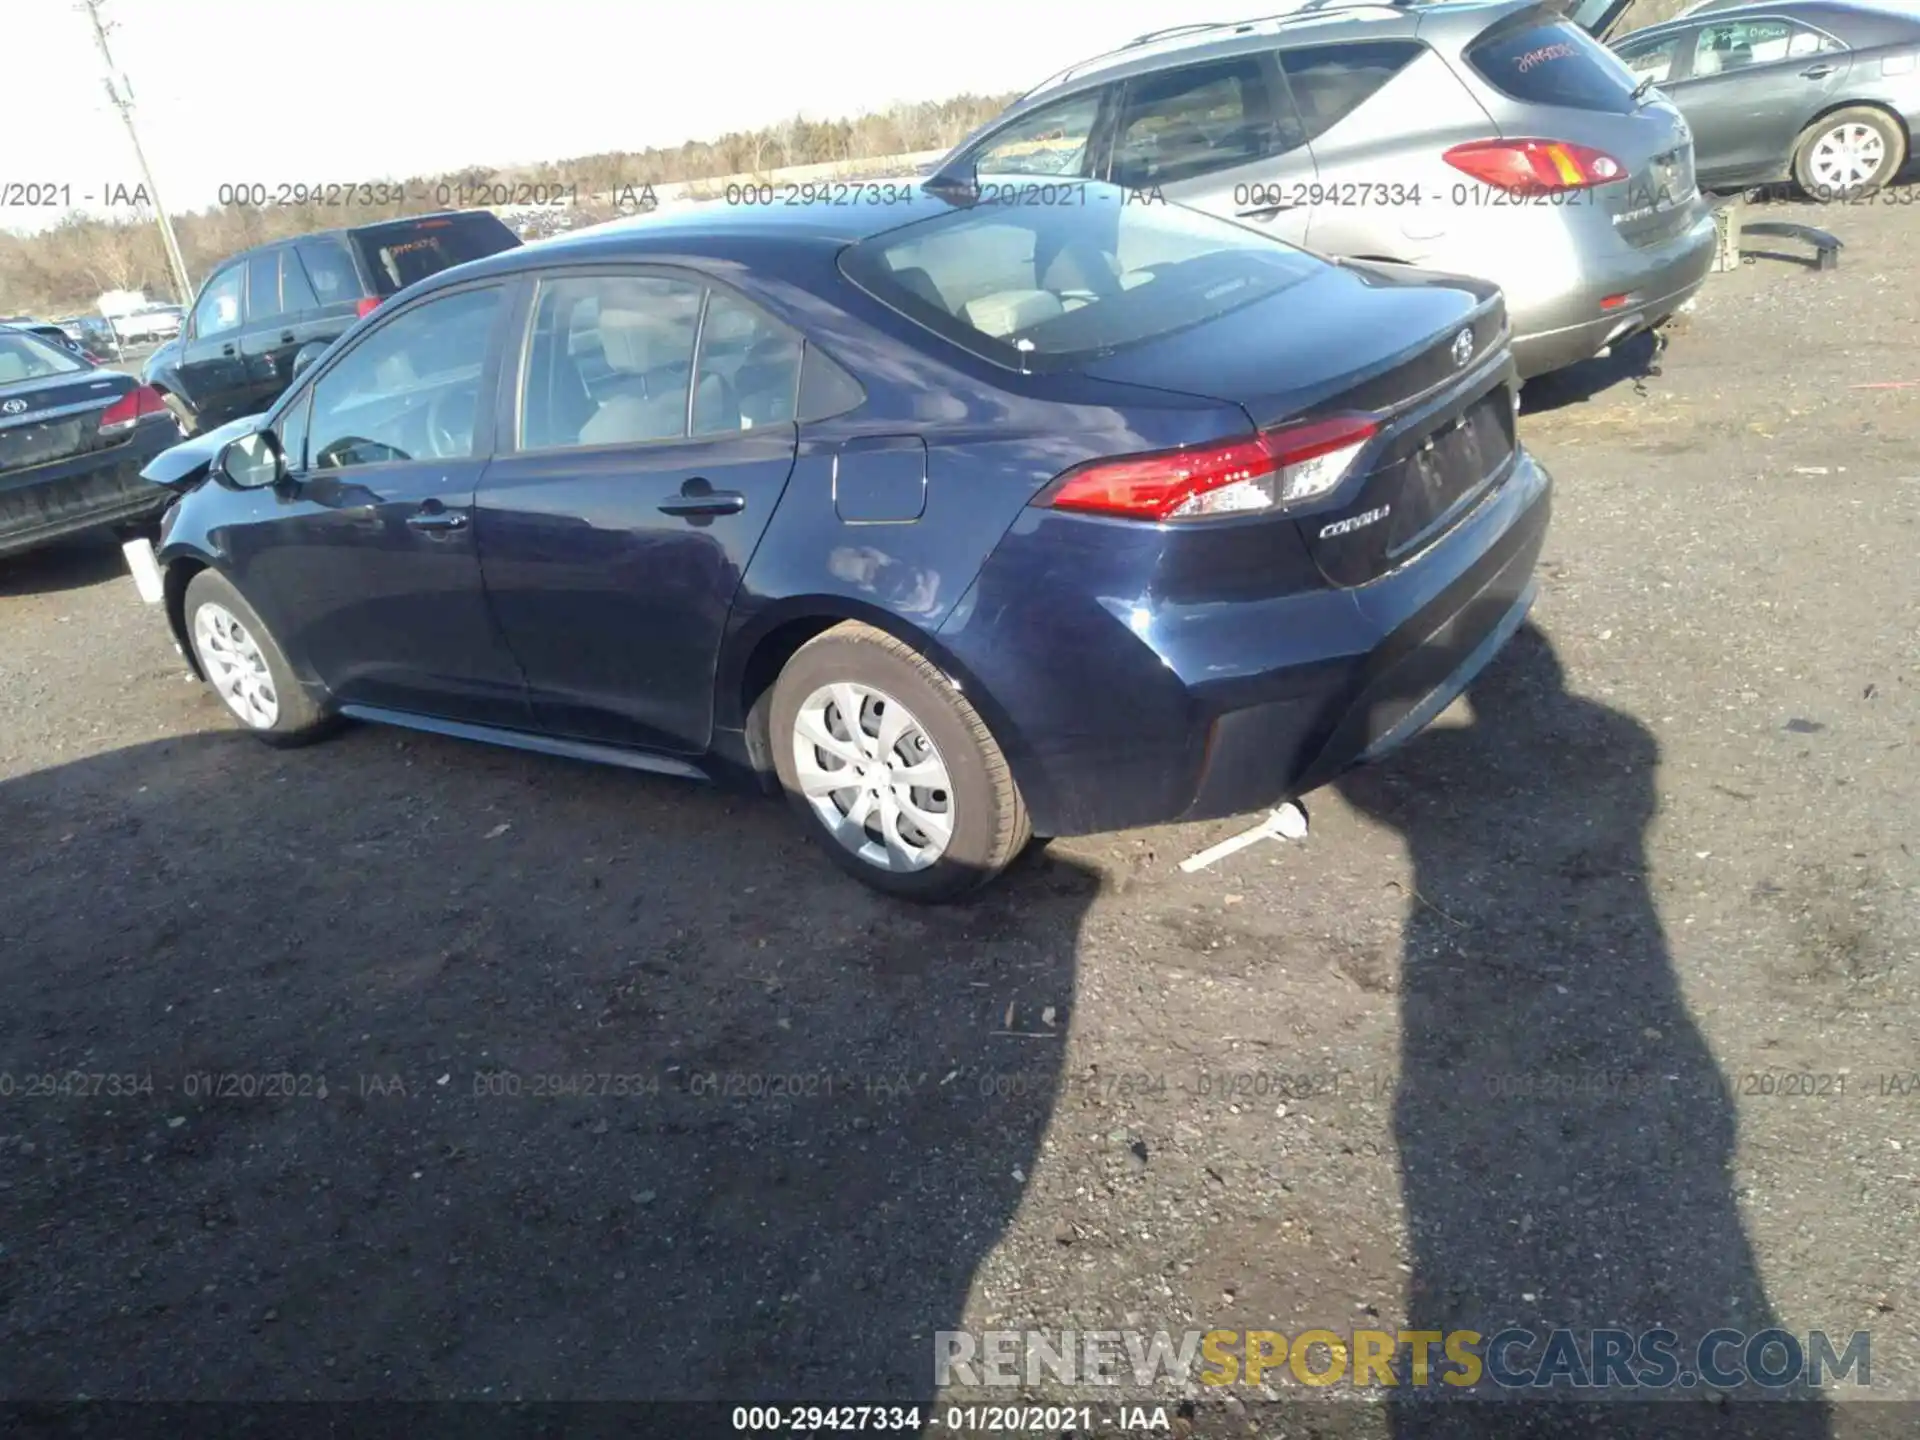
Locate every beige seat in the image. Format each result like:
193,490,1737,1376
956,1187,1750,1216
960,289,1065,339
579,307,691,446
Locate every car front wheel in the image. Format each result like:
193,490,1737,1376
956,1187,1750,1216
182,570,333,746
770,622,1029,901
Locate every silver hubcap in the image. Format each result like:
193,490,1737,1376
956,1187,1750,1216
193,602,279,729
1809,123,1885,190
792,682,954,872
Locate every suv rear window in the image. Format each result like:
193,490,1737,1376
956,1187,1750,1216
840,185,1322,372
1467,18,1640,113
349,212,521,296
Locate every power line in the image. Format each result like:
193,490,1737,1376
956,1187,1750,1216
77,0,193,307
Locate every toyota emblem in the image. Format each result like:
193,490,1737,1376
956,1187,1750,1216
1450,329,1475,369
1,398,27,416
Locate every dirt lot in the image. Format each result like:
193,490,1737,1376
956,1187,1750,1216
1,193,1915,1434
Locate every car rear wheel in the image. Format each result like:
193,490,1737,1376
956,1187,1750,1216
1792,107,1906,198
770,622,1029,901
183,570,332,746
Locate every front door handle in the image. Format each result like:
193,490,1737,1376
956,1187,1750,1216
280,330,296,344
1800,63,1836,78
659,478,746,517
406,508,469,533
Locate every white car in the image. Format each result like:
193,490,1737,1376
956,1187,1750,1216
111,306,184,344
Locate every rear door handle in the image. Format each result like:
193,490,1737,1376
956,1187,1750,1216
406,509,468,533
280,330,296,343
1237,204,1300,221
659,484,746,517
1800,63,1836,77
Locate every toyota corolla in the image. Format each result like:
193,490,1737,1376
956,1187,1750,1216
132,182,1551,900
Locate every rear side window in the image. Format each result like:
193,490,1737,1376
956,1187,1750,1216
841,187,1323,372
1110,58,1300,188
692,288,803,434
1692,18,1841,73
1468,18,1640,112
351,214,521,297
295,238,361,305
1280,42,1424,144
245,253,283,324
280,249,319,312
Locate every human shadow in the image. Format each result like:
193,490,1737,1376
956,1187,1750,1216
1339,626,1832,1439
0,723,1091,1409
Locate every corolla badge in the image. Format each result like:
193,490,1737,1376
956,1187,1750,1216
1,398,28,415
1450,328,1475,369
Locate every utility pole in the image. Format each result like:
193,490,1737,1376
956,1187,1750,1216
79,0,193,306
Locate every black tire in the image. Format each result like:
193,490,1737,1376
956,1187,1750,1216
181,570,334,747
158,390,198,437
769,622,1029,902
1792,107,1907,199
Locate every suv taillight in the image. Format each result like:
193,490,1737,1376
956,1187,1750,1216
1036,415,1379,522
98,384,168,434
355,297,381,318
1444,139,1625,192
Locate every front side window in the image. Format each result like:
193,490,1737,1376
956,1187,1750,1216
971,91,1105,178
842,186,1323,371
308,285,502,470
1281,42,1425,144
192,265,245,338
1614,32,1683,85
1111,58,1298,188
520,275,703,450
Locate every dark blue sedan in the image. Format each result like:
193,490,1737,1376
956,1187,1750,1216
132,181,1551,899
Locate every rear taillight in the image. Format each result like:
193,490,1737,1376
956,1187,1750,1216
1444,139,1625,193
355,297,382,318
98,384,168,434
1038,414,1379,522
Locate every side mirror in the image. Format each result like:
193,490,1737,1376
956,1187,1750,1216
216,431,286,490
291,341,329,381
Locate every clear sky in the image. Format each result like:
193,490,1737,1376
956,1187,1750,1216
9,0,1227,231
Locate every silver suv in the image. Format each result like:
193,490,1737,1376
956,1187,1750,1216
933,0,1717,379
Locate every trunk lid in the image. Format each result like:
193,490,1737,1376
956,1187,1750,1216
1081,265,1517,586
0,371,135,475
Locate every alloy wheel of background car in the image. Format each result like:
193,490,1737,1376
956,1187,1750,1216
791,680,955,873
182,570,333,747
770,622,1029,901
1794,108,1905,197
193,602,279,729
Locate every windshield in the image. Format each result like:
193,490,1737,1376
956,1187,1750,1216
840,184,1323,371
0,329,87,382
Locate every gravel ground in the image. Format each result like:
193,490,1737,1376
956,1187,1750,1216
1,192,1915,1435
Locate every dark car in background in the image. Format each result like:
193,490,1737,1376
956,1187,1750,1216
0,325,182,559
131,186,1549,899
1609,0,1920,191
9,320,110,365
144,210,521,434
56,315,125,361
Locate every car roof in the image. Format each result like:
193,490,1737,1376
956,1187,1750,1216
1012,0,1534,101
412,186,972,286
209,210,502,265
1625,0,1916,34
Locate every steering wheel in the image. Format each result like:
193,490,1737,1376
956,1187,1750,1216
425,386,475,459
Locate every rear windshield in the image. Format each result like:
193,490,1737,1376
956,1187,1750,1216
1467,18,1640,113
0,329,86,382
840,185,1323,372
350,213,521,296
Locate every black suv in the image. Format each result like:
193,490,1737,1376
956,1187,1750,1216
144,211,520,433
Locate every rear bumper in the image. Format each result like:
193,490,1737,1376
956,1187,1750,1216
0,418,182,558
1506,210,1717,379
941,448,1552,838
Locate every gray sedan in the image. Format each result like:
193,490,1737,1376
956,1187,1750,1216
1610,0,1920,192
